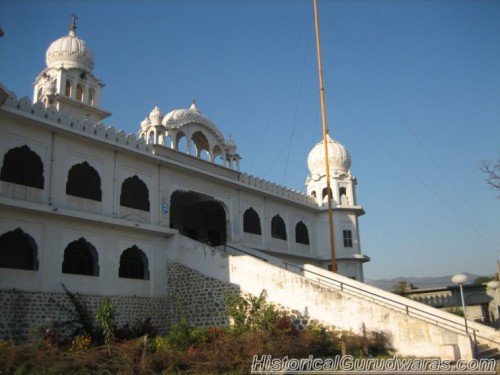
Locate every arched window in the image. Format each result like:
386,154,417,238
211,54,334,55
88,88,95,105
177,133,189,153
1,145,44,189
339,187,348,205
243,208,261,235
158,133,164,146
119,245,149,280
62,237,99,276
192,131,209,158
148,131,155,144
271,214,287,240
65,79,72,97
295,221,310,245
310,191,316,198
76,84,84,101
120,175,150,211
0,228,39,270
66,161,102,201
322,187,332,200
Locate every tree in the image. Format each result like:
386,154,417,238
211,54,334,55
473,276,493,285
480,159,500,195
392,280,415,294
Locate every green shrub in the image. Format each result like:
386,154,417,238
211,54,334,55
226,290,282,335
95,297,116,345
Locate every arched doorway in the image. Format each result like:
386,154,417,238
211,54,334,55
170,190,227,246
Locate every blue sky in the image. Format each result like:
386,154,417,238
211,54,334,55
1,0,499,280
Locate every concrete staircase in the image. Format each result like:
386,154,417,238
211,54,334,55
169,235,500,360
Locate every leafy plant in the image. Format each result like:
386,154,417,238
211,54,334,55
95,297,116,346
68,333,92,352
445,306,464,317
226,290,281,334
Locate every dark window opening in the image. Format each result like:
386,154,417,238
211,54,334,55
65,80,72,96
243,208,261,235
295,221,310,245
66,161,102,201
76,84,83,102
62,237,99,276
322,187,332,200
0,228,39,270
119,245,149,280
339,187,348,205
170,190,227,246
120,175,150,211
311,191,316,198
1,145,44,189
271,214,287,240
343,229,353,247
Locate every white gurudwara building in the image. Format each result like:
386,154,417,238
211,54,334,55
2,19,498,361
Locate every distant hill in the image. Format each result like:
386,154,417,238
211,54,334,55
366,273,488,291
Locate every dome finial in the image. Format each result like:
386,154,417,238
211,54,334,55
69,14,78,36
190,99,198,111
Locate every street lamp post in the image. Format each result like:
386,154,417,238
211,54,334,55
452,274,469,336
486,280,500,327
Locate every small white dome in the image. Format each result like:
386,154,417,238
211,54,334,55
45,25,94,72
161,101,225,142
140,117,150,129
226,137,237,153
307,134,351,175
149,105,163,125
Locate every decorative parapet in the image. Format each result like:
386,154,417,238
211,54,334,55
1,89,318,208
238,173,317,207
2,91,151,153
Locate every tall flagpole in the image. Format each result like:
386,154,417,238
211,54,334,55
313,0,337,272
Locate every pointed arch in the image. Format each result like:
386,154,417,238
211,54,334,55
119,245,149,280
0,228,39,270
295,221,310,245
271,214,287,240
76,84,84,101
339,187,348,205
192,131,210,158
120,175,150,211
62,237,99,276
88,88,95,105
243,207,261,235
66,161,102,201
322,187,332,200
176,132,189,153
65,79,72,97
1,145,44,189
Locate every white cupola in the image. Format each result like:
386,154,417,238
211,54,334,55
45,21,94,72
307,134,351,178
32,15,110,122
305,134,357,207
138,101,241,170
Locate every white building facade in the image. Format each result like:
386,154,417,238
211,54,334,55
0,21,370,339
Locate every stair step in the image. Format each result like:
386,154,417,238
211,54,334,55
477,347,499,358
477,343,489,351
478,350,500,360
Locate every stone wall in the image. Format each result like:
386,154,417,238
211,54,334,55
0,289,168,342
167,262,239,327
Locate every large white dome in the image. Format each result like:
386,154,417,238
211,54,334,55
307,134,351,175
45,26,94,72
